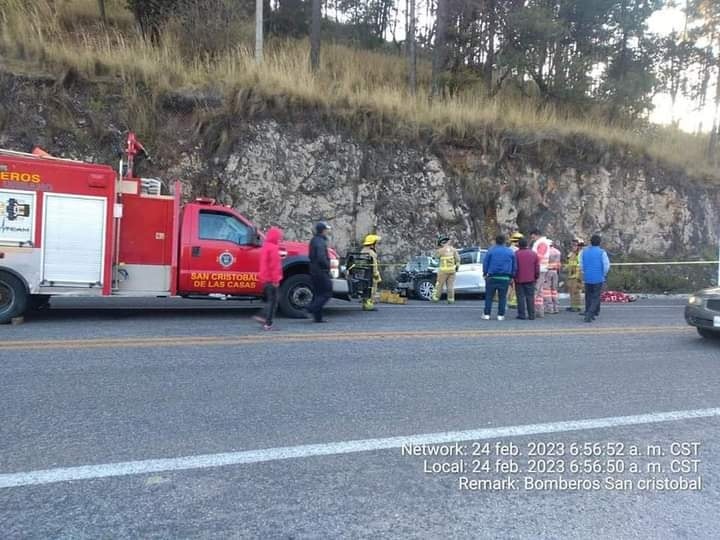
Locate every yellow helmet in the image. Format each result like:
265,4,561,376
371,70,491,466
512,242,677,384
510,232,524,242
363,234,381,246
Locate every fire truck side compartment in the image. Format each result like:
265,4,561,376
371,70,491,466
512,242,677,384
116,193,174,293
42,193,107,286
0,151,116,296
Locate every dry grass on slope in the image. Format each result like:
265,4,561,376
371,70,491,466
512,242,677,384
0,0,716,180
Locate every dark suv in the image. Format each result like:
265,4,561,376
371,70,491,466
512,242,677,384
685,288,720,339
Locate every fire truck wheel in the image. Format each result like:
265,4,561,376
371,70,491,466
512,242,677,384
279,274,314,318
0,272,28,324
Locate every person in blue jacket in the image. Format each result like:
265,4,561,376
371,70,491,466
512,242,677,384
580,234,611,323
482,234,517,321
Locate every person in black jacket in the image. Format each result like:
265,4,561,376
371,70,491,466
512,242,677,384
307,221,332,322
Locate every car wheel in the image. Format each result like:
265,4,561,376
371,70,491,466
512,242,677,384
279,274,314,318
697,327,720,340
0,272,28,324
414,278,435,301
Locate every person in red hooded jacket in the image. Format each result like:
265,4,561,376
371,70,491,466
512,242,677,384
254,226,283,330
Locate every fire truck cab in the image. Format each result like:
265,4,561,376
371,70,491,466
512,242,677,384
0,135,345,323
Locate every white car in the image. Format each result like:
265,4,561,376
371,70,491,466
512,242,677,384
454,247,488,295
396,247,487,301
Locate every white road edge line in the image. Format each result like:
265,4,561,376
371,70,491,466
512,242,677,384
2,407,719,489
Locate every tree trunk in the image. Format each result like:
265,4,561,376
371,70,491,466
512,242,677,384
263,0,271,37
408,0,417,95
669,44,681,126
431,0,449,100
380,0,391,40
610,0,630,121
97,0,106,24
404,0,410,56
709,51,720,163
483,0,496,96
551,0,568,95
310,0,321,72
255,0,264,64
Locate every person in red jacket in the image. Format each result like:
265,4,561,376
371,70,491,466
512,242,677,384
514,237,540,320
254,226,283,330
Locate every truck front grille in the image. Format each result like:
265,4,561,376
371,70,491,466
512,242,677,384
706,299,720,312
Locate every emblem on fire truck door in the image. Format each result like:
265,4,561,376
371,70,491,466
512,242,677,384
0,190,35,244
218,251,235,268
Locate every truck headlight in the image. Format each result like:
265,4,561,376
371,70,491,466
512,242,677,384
688,296,702,306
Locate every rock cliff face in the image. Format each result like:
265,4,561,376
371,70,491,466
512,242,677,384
165,120,473,261
168,119,720,263
1,70,718,265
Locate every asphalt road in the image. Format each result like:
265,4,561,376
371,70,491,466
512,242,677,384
1,296,719,539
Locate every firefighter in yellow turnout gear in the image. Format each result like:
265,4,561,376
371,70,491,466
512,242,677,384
507,232,524,308
360,234,381,311
432,235,460,303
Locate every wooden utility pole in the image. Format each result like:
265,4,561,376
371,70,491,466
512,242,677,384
408,0,417,94
255,0,264,64
310,0,322,72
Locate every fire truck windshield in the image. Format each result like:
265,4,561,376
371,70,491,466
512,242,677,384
198,210,252,245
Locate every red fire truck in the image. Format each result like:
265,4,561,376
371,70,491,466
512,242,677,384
0,134,346,323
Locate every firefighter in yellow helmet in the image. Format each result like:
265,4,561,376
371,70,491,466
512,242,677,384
361,234,381,311
509,231,524,246
432,235,460,303
507,232,524,308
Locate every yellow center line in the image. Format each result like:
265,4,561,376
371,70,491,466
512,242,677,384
0,326,691,351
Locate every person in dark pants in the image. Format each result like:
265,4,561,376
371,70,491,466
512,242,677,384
307,221,333,323
580,234,610,323
254,226,283,330
482,234,517,321
514,237,540,320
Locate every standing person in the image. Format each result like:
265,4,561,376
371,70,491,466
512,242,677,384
254,226,283,330
529,228,551,318
432,235,460,304
514,237,540,320
565,238,585,312
544,240,562,314
360,234,382,311
580,234,611,323
482,234,517,321
507,232,524,309
307,221,332,323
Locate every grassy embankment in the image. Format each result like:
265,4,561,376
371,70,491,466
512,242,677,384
0,0,716,180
